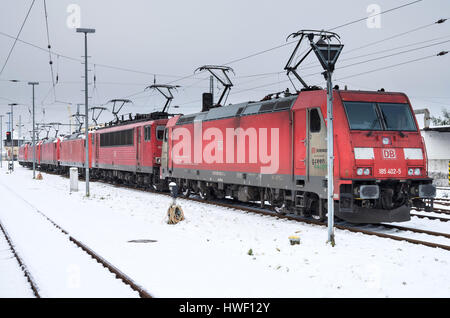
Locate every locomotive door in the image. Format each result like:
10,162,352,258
95,134,99,167
161,128,169,172
136,127,141,169
294,109,307,176
307,108,327,178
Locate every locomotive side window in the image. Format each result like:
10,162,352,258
156,126,165,141
144,125,151,141
309,108,321,133
100,129,134,147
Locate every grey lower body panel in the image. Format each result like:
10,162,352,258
60,161,84,168
165,167,327,196
94,163,154,174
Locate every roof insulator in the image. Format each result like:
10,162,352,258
437,51,448,56
436,18,447,24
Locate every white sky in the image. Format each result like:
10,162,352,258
0,0,449,137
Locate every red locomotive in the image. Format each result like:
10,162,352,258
161,88,435,223
90,113,169,188
18,87,436,223
39,137,60,171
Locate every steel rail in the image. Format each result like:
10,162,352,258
0,182,152,298
0,220,41,297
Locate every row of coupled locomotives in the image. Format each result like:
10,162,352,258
19,89,437,223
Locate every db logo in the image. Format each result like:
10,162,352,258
382,149,396,159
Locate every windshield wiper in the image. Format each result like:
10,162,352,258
366,119,379,137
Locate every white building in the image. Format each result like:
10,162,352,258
421,126,450,187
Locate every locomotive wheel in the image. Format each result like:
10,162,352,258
180,186,191,198
310,199,325,222
199,188,213,200
273,202,287,215
311,214,325,222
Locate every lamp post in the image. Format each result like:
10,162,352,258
28,82,39,179
76,27,95,197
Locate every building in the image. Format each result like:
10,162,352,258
2,138,25,161
421,126,450,187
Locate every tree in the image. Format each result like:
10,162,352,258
431,109,450,126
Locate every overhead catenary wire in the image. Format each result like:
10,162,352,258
42,0,56,101
0,0,434,114
0,0,36,76
223,0,425,66
225,51,449,99
221,38,450,95
344,18,447,54
0,31,184,79
336,51,448,81
233,33,450,80
119,0,426,101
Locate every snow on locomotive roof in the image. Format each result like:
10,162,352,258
176,95,297,125
62,133,85,140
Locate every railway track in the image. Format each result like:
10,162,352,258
186,197,450,251
0,181,152,298
410,212,450,222
30,168,450,252
0,221,40,298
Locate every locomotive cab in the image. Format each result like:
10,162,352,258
333,90,436,223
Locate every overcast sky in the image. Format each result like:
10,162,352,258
1,0,449,137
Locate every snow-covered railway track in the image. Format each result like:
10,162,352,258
89,177,450,251
0,221,40,297
35,169,450,252
185,197,450,251
0,181,151,298
410,212,450,222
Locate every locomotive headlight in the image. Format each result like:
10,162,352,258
363,168,371,176
414,168,421,176
356,168,363,175
382,137,390,145
408,168,414,176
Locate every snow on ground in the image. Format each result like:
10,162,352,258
0,167,139,297
0,228,34,298
1,164,450,297
390,212,450,234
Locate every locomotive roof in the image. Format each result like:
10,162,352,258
176,95,298,125
96,111,173,131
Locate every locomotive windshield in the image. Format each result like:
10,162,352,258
343,101,417,131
